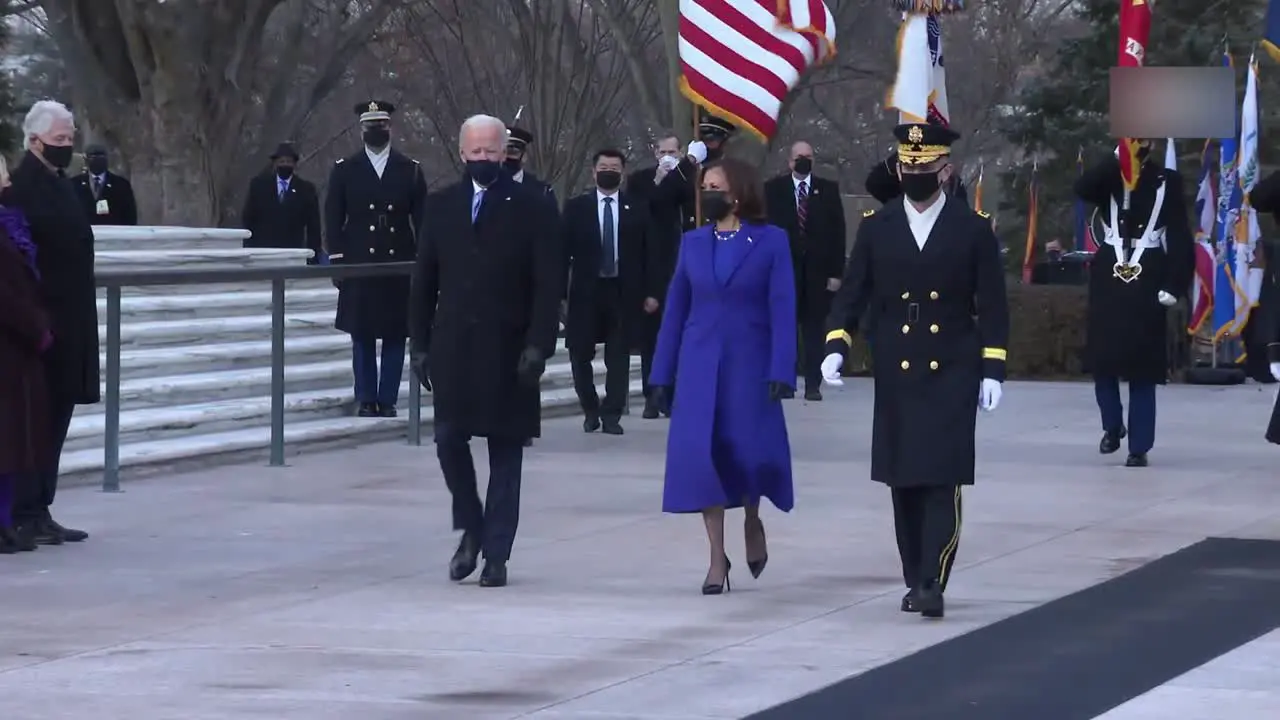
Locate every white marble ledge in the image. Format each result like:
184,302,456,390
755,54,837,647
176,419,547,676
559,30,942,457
94,225,250,242
98,310,335,344
94,287,337,314
95,248,314,271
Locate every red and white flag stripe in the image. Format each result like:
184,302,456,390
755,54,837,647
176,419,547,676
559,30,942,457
679,0,835,139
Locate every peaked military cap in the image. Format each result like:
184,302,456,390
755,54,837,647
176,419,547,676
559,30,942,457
84,144,107,157
507,126,535,149
699,114,735,137
894,122,959,165
270,142,299,160
356,100,395,123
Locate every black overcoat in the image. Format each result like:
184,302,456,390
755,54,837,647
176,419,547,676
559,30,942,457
409,176,562,440
325,148,427,338
764,174,847,322
825,198,1009,487
71,171,138,225
241,171,323,259
1074,156,1195,384
627,161,698,347
0,224,51,474
1248,173,1280,443
561,190,663,353
9,152,100,405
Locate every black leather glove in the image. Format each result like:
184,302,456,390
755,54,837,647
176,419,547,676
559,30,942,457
651,385,673,414
768,381,793,401
410,351,431,391
516,346,546,386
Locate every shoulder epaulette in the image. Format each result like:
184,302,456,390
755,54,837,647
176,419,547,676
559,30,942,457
862,209,875,217
976,210,990,219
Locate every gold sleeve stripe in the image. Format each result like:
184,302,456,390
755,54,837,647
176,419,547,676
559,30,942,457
826,330,853,346
982,348,1007,361
327,253,344,260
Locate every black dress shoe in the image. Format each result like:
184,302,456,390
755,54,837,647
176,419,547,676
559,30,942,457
916,584,944,619
478,561,507,587
1099,426,1127,454
11,523,37,551
377,404,397,418
523,438,533,447
448,534,480,581
583,414,601,432
357,402,378,417
1125,453,1148,467
804,388,822,401
27,519,63,546
641,401,660,419
601,418,623,435
900,589,919,612
0,526,17,554
44,517,88,543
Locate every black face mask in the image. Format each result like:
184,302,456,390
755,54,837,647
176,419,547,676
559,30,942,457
503,157,522,172
466,159,502,187
793,157,812,175
899,171,941,202
42,144,74,169
86,157,108,175
595,170,621,191
363,127,390,148
701,191,733,221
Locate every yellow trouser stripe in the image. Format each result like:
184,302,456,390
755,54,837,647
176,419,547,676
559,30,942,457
982,347,1007,361
826,329,852,346
938,486,963,587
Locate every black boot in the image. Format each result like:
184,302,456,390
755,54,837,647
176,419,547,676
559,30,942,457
900,589,918,612
915,582,945,619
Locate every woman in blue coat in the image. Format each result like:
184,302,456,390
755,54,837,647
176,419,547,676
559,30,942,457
649,157,797,595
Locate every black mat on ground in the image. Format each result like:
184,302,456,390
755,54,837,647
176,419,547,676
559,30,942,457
745,538,1280,720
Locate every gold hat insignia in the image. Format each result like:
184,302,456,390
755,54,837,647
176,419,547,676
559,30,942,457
908,126,923,143
368,101,379,111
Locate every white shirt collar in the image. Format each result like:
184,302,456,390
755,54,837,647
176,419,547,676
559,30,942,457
792,174,810,188
472,180,488,195
596,188,619,202
903,193,946,248
512,169,525,183
365,144,390,161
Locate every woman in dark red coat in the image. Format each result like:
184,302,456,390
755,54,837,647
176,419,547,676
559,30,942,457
0,176,52,554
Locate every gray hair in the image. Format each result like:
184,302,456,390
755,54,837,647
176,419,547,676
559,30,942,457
22,100,75,149
458,114,507,148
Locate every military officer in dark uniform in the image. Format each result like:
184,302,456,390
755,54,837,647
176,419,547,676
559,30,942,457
504,126,557,206
1249,172,1280,442
325,100,428,418
1074,142,1194,467
822,122,1009,619
71,145,138,225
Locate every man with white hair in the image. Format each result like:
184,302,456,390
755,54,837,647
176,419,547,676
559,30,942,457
7,99,97,546
408,114,561,588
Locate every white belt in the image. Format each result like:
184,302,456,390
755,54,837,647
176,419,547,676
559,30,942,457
1104,179,1166,283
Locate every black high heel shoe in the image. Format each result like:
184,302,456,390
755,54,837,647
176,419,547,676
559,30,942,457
745,518,768,579
702,556,731,595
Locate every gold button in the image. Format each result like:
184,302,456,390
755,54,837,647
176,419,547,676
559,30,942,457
930,324,939,333
369,225,375,231
390,226,395,232
901,324,910,334
930,291,939,300
369,204,375,210
930,361,939,370
389,249,395,255
900,360,910,370
387,204,393,210
369,247,375,253
901,292,910,300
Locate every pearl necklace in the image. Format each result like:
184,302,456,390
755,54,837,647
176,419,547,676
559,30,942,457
713,225,741,241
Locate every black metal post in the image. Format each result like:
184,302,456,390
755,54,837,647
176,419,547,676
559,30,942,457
408,369,421,446
102,285,122,492
269,278,286,466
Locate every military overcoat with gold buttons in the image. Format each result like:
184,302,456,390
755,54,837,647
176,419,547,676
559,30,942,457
823,197,1009,487
324,148,428,338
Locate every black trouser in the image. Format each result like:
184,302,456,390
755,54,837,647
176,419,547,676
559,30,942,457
798,311,826,391
890,485,963,592
14,393,76,524
570,281,630,420
435,422,524,563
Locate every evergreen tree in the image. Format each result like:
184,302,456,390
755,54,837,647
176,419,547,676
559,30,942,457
0,14,18,153
997,0,1268,255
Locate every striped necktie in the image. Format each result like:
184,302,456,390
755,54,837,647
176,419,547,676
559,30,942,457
797,181,809,231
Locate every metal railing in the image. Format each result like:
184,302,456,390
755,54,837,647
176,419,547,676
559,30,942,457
95,262,418,492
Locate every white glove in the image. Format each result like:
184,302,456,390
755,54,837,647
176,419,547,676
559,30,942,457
1113,145,1120,158
686,141,708,164
1271,362,1280,382
1157,290,1176,307
658,155,679,171
821,353,844,386
979,378,1002,411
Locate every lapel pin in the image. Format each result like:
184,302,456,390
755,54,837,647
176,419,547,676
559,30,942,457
747,236,753,243
812,188,819,195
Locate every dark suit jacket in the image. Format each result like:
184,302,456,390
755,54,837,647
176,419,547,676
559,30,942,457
71,171,137,225
241,171,322,260
561,190,660,353
765,173,847,319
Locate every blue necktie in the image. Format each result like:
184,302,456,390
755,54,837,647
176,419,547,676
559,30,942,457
600,197,617,277
278,180,287,201
472,189,485,223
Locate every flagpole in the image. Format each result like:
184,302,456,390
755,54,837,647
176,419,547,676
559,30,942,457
692,104,703,226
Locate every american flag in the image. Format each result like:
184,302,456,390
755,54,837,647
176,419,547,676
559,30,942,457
678,0,836,139
925,14,949,126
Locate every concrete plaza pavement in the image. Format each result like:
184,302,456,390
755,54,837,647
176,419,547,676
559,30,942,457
2,379,1280,718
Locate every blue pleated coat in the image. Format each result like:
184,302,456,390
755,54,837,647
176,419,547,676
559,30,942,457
650,222,797,513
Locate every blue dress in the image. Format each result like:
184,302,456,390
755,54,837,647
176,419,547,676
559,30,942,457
650,223,797,513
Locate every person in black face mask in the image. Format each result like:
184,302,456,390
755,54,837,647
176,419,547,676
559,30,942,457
325,100,428,418
503,126,557,209
70,145,137,225
239,142,321,262
822,121,1009,619
409,114,562,588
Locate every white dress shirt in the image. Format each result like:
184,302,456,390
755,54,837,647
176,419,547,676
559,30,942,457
512,169,525,183
365,145,390,178
792,173,811,206
903,193,946,250
597,189,620,275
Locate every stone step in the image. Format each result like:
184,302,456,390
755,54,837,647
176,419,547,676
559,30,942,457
66,357,609,451
96,287,338,323
60,378,643,479
104,334,350,379
100,310,337,349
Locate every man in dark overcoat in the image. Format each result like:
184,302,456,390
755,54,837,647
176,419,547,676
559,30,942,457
8,100,97,546
70,145,138,226
822,122,1008,619
562,148,662,435
409,114,561,588
766,140,847,401
240,142,323,261
325,101,427,418
1074,143,1194,467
